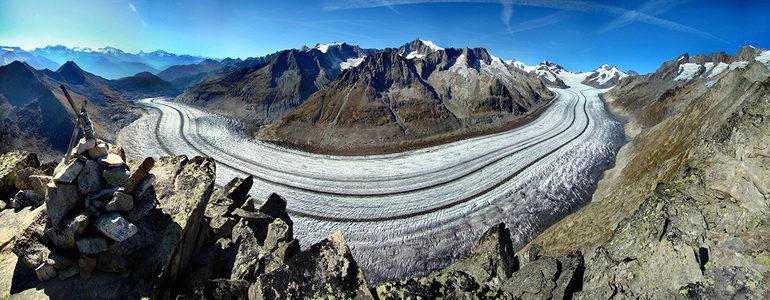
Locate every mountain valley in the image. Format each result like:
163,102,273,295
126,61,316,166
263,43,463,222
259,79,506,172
0,38,768,299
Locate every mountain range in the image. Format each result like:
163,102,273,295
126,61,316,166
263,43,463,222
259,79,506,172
0,45,208,79
1,39,633,156
1,46,59,70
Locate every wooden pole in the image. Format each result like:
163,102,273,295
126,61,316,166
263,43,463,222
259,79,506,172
60,85,83,162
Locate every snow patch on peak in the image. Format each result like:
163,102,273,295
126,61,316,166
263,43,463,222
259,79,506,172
506,60,535,72
755,50,770,64
674,63,702,81
315,42,343,53
418,39,443,51
340,56,365,70
405,51,425,59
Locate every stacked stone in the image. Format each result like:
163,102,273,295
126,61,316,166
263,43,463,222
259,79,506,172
26,137,155,282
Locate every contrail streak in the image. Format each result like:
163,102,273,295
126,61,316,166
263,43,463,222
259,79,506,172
324,0,728,43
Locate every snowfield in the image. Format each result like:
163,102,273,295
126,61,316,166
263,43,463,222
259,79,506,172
118,75,625,283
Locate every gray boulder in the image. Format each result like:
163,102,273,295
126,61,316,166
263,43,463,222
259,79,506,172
35,263,58,282
0,151,40,198
11,189,43,208
88,142,109,158
27,175,52,198
102,166,129,187
53,159,83,183
98,153,125,168
45,182,81,227
14,167,44,190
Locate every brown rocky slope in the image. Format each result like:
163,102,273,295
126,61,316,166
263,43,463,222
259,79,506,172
521,48,770,298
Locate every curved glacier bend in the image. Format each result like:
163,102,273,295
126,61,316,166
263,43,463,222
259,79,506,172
118,78,625,284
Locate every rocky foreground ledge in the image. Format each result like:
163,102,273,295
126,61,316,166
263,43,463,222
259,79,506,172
0,147,584,299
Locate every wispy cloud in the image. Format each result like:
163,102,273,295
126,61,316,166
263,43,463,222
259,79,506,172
507,10,567,33
499,0,514,32
600,0,694,33
323,0,727,43
128,1,147,27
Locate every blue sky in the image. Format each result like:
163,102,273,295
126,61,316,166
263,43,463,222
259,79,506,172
1,0,768,73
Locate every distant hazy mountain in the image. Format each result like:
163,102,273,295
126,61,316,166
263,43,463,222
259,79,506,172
111,71,179,99
155,57,271,90
175,43,375,129
28,45,207,79
0,46,59,70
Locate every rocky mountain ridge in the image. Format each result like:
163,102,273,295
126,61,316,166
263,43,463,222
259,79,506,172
581,64,629,88
174,43,375,131
258,44,555,154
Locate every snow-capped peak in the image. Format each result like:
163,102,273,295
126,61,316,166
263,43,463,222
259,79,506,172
590,64,628,84
96,46,124,54
315,42,343,53
504,59,535,72
418,39,443,51
538,61,568,74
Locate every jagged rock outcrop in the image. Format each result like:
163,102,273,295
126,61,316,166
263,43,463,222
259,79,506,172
250,230,372,299
376,223,585,299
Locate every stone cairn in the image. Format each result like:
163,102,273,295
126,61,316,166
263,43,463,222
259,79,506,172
14,106,156,282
